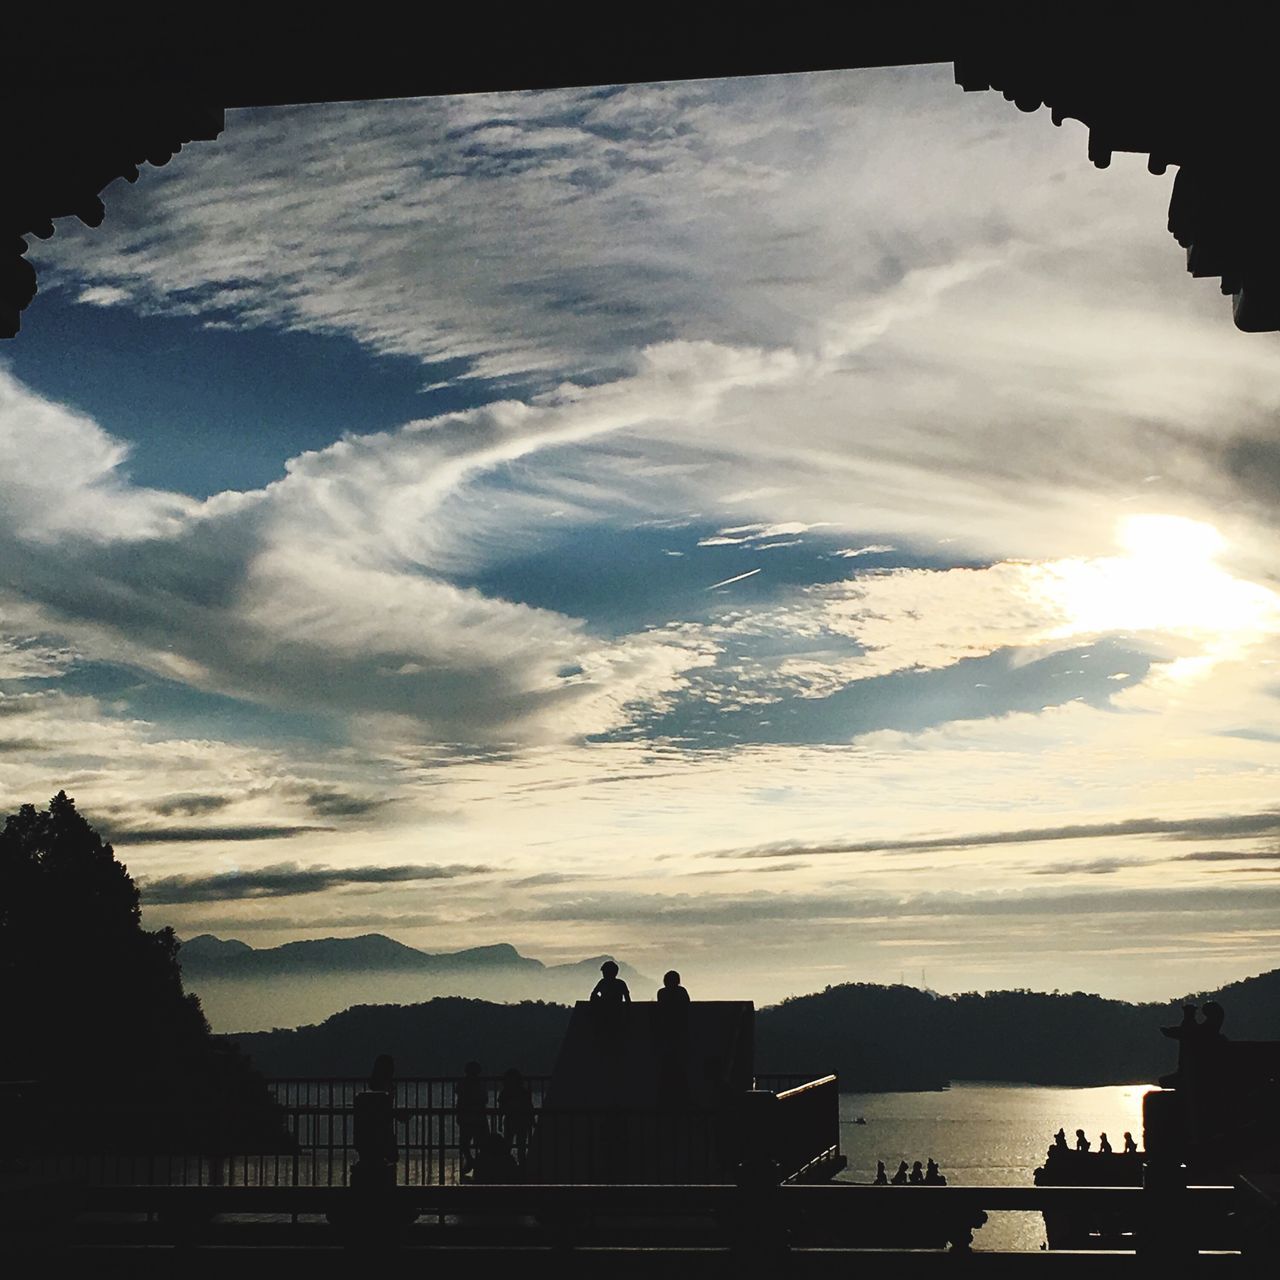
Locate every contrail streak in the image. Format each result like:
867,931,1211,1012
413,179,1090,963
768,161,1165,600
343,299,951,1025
706,567,762,590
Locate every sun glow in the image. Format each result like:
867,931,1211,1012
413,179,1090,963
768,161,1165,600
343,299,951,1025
1029,515,1280,673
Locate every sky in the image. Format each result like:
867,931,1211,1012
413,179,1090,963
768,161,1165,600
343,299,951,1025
4,63,1280,1011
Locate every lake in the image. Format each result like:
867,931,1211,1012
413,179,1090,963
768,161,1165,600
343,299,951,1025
837,1081,1147,1250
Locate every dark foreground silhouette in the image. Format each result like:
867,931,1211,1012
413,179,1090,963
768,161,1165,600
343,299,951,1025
0,793,284,1153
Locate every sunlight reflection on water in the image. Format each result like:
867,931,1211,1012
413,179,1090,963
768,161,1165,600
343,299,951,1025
837,1081,1146,1251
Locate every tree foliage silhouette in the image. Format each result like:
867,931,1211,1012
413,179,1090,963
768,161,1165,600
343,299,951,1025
0,791,284,1150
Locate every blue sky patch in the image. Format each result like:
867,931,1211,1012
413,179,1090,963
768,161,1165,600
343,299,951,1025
4,289,498,497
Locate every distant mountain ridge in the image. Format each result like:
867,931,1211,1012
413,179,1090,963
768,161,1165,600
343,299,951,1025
178,933,654,1030
181,934,542,975
180,933,648,984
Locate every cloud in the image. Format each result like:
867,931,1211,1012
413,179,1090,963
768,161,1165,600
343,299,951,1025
717,810,1280,860
76,284,130,307
834,545,896,558
140,860,492,903
1174,849,1280,863
0,372,195,544
174,910,449,933
153,793,233,817
109,824,330,845
0,364,725,747
303,789,383,818
699,522,830,547
518,882,1280,927
0,635,75,679
1030,856,1151,876
509,871,591,888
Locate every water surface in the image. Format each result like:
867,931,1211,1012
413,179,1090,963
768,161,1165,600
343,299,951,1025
837,1081,1146,1250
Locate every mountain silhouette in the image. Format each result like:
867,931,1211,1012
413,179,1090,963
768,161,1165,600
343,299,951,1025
179,933,653,1030
232,997,573,1077
181,934,545,976
179,934,253,962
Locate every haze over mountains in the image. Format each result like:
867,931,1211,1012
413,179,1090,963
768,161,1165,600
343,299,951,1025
179,933,653,1030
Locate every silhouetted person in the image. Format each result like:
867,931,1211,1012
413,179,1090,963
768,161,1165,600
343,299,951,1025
1161,1000,1232,1150
1098,1132,1112,1154
1075,1129,1090,1152
891,1160,909,1185
498,1068,534,1165
367,1053,391,1092
352,1054,397,1188
654,968,691,1062
873,1160,888,1185
909,1159,924,1184
456,1061,488,1176
1053,1127,1068,1151
1123,1131,1137,1155
590,960,631,1004
924,1158,945,1185
1201,1000,1226,1038
657,970,690,1005
1159,1001,1227,1088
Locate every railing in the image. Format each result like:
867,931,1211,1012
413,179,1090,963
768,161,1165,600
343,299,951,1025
267,1075,551,1186
774,1074,841,1183
7,1073,841,1188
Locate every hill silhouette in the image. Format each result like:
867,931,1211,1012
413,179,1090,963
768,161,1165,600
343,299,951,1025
761,973,1280,1088
230,970,1280,1089
233,997,574,1076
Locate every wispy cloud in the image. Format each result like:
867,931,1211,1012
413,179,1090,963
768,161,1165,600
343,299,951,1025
1174,848,1280,863
716,810,1280,860
1030,856,1152,876
834,545,896,558
109,824,330,845
153,794,233,817
303,789,383,818
141,861,492,903
519,882,1280,926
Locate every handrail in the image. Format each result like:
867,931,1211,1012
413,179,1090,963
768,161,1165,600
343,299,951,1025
775,1073,837,1101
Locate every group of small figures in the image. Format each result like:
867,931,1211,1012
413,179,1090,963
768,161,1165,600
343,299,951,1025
873,1158,947,1185
1051,1127,1138,1156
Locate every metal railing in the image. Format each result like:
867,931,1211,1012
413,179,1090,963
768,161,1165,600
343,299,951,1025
7,1073,841,1188
775,1074,841,1182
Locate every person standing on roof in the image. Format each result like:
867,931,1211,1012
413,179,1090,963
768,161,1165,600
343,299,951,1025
590,960,631,1004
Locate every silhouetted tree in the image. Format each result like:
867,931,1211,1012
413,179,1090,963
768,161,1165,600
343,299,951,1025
0,792,284,1151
